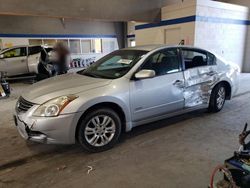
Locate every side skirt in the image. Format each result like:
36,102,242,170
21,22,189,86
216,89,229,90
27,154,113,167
130,104,208,129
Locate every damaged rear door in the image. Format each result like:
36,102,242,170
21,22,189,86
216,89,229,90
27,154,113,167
180,48,217,108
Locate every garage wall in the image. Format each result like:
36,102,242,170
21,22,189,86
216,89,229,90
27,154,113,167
0,16,122,35
195,0,248,70
225,0,250,72
135,0,196,46
0,15,126,68
0,15,125,48
126,0,194,47
133,0,249,72
1,38,29,47
0,0,163,23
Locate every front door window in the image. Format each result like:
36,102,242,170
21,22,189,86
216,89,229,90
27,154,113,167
141,48,180,76
3,47,27,58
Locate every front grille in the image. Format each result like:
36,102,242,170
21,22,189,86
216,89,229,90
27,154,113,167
16,96,35,113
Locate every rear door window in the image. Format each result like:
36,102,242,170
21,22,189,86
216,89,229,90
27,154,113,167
28,46,42,55
181,49,208,69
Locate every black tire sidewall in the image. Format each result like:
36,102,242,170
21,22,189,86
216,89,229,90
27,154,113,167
77,108,122,152
209,84,226,112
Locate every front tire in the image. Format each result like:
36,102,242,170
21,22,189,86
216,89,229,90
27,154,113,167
77,108,122,152
208,83,226,113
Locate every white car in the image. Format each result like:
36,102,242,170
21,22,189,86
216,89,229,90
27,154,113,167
0,45,52,78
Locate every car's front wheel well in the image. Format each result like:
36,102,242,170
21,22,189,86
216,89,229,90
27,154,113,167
75,102,126,142
214,81,231,100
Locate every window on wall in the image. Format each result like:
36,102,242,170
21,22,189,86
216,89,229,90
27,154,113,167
130,40,136,47
43,39,57,46
29,39,43,46
69,39,81,54
81,40,91,53
109,41,115,52
27,38,107,54
56,39,69,47
102,39,116,53
91,39,102,53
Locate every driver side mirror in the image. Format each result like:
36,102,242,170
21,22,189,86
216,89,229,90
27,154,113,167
135,69,155,79
0,54,4,59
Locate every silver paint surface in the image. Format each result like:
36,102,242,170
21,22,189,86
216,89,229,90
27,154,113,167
14,45,240,144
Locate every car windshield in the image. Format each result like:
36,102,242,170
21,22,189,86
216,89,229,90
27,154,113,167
79,50,148,79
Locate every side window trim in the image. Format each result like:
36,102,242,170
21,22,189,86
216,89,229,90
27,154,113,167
176,48,184,71
28,47,32,56
207,52,217,66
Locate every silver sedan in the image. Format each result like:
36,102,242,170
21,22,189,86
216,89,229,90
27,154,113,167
14,45,239,152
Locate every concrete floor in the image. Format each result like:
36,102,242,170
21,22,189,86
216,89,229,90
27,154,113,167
1,74,250,188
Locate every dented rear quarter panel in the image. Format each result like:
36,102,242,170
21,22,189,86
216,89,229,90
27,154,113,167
183,55,239,108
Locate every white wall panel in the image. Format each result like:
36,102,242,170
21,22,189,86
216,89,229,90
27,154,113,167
226,0,250,72
162,0,196,19
135,22,195,46
195,0,248,70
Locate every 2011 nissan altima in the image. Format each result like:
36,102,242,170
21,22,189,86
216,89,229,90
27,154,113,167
14,45,239,152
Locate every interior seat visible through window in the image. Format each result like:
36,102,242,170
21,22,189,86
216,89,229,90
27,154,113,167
141,48,180,76
192,56,206,67
181,49,208,69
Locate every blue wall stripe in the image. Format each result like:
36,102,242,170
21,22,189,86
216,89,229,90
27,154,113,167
0,34,117,38
135,15,250,30
127,34,135,38
196,15,250,25
135,15,196,30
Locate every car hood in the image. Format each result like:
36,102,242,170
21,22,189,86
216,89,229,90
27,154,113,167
22,73,112,104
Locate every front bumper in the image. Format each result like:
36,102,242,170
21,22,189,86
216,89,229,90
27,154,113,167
14,111,82,144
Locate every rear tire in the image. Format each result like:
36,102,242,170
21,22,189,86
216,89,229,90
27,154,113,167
208,83,226,113
77,108,122,152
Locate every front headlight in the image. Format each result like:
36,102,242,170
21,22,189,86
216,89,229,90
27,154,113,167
33,95,78,117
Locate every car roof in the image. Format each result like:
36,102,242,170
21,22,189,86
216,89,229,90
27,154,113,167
123,44,212,53
123,44,165,51
0,45,54,54
1,44,53,49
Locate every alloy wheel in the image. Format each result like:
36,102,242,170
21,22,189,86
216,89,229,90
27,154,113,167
216,87,226,109
84,115,116,147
